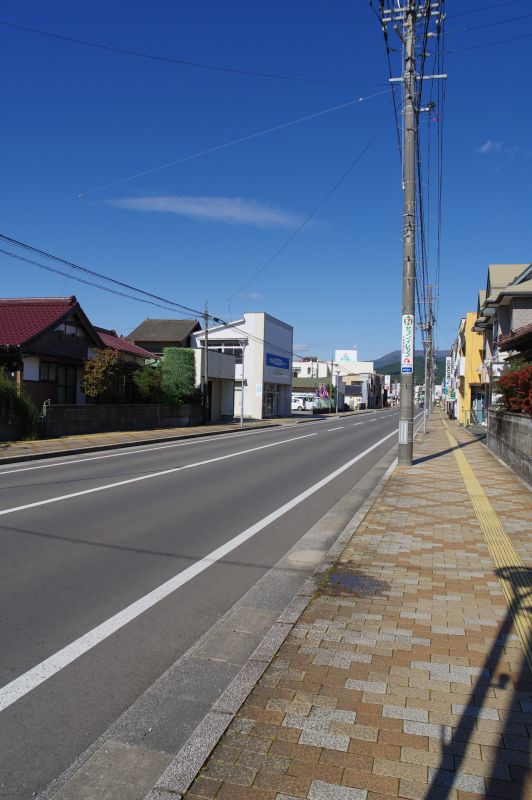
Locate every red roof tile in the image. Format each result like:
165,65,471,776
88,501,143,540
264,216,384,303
0,296,77,346
95,327,155,358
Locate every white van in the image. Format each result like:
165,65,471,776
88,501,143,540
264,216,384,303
291,394,316,411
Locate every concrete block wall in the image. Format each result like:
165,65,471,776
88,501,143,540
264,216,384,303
41,403,203,438
487,410,532,484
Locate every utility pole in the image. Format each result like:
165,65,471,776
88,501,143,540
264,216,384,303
203,302,209,423
398,0,417,465
377,0,446,465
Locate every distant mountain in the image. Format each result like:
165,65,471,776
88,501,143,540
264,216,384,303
373,349,448,368
376,354,446,385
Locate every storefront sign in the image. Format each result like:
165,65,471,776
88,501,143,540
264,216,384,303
265,353,289,370
401,314,414,374
445,357,452,387
384,374,391,391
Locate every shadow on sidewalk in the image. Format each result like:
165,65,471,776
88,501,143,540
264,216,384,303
424,566,532,800
412,437,478,465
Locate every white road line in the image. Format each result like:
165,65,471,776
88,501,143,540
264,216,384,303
0,426,397,713
327,427,344,432
0,433,317,517
0,426,302,477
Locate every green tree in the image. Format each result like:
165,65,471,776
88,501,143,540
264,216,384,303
81,349,121,401
133,364,163,402
161,348,197,404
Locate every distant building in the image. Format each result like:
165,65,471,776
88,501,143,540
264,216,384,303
127,318,201,356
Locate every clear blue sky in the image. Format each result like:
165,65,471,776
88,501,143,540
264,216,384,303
1,1,530,360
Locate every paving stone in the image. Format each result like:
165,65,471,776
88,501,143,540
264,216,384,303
298,729,350,751
345,679,387,695
308,780,367,800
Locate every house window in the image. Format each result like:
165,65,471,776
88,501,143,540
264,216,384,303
207,339,244,364
40,362,57,382
55,320,85,337
57,365,77,404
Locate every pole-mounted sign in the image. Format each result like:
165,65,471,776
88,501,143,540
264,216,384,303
401,314,414,374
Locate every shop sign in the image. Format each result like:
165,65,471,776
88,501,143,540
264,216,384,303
265,353,289,370
445,357,452,386
401,314,414,373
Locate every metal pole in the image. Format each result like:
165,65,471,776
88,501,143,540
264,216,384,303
423,340,428,433
240,342,246,428
335,372,339,415
426,284,433,420
203,303,209,423
398,0,417,466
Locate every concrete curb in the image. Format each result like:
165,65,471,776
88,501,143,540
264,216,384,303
144,450,401,799
0,409,378,466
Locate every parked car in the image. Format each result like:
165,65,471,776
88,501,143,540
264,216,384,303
291,393,316,411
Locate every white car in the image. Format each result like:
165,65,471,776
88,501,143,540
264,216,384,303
291,395,316,411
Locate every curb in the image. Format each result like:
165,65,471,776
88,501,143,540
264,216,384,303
0,409,379,466
144,451,401,799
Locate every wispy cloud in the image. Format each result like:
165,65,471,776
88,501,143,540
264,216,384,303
477,139,502,155
108,195,302,228
241,292,263,301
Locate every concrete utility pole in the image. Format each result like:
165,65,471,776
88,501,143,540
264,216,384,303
377,0,446,464
398,0,417,465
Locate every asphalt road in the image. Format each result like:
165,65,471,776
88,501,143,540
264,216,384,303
0,409,402,798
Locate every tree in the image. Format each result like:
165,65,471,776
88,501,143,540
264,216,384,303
81,349,121,401
133,364,163,402
161,348,197,404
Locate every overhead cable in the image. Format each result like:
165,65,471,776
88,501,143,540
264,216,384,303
78,90,392,198
0,19,387,87
226,112,394,303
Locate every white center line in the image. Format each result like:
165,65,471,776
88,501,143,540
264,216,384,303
0,427,397,714
0,433,317,517
327,427,344,432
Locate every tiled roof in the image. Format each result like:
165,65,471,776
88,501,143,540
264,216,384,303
497,322,532,351
126,318,201,343
0,296,77,346
95,327,155,358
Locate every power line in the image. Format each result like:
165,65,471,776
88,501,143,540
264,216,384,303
226,112,394,303
0,19,387,88
0,247,194,317
445,30,532,53
78,90,392,198
447,0,525,18
0,233,206,318
447,11,532,35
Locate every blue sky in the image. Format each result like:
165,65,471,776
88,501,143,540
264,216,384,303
0,1,530,360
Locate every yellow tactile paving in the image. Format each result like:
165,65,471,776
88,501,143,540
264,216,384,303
442,415,532,673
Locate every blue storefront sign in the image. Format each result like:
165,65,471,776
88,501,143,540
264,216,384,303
266,352,289,370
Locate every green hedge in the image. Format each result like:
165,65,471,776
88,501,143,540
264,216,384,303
0,368,40,438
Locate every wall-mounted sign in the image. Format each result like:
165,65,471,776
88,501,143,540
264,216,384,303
401,314,414,374
265,353,289,370
445,357,452,387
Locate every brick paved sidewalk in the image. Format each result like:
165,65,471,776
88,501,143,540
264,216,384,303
181,414,532,800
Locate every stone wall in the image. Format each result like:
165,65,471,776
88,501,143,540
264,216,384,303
487,410,532,484
0,420,22,442
41,403,203,438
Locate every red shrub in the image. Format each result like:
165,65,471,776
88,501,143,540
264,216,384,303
497,365,532,415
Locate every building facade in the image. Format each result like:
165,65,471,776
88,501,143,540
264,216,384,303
193,312,293,419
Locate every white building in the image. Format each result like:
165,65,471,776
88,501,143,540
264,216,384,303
193,349,235,421
193,312,293,419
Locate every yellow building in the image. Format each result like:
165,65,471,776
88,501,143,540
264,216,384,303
453,312,484,426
